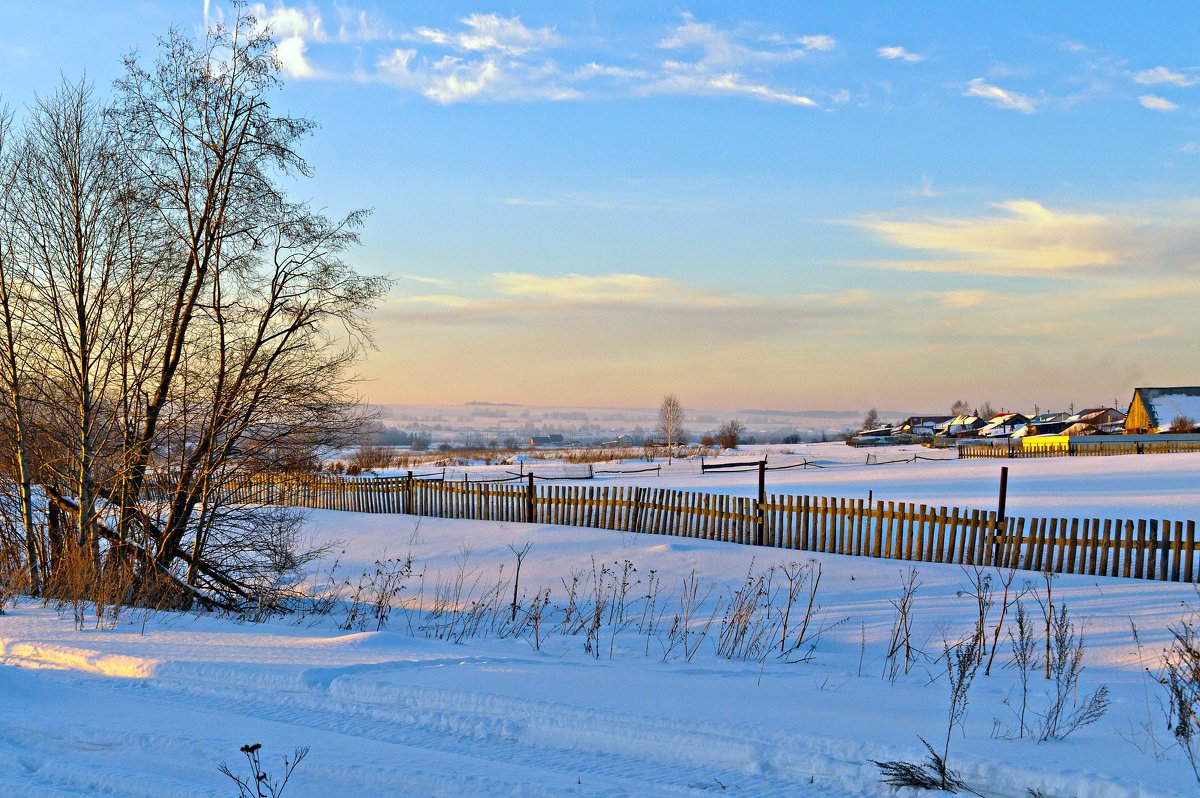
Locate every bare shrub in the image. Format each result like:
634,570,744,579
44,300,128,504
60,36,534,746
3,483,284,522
984,568,1022,676
662,568,718,663
508,542,532,622
777,560,825,662
199,507,334,621
1038,605,1109,740
874,636,981,794
1161,614,1200,785
715,420,746,449
341,556,414,632
885,567,923,681
0,538,21,614
874,738,974,794
1007,601,1038,738
716,564,774,661
349,444,398,472
1169,415,1197,433
220,743,308,798
960,565,994,665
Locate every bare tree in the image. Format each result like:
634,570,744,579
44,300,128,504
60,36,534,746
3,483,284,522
0,104,41,594
715,419,745,449
950,400,970,417
15,80,134,564
656,394,684,463
0,9,388,611
861,408,880,432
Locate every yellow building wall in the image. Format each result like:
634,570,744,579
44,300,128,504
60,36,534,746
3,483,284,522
1124,392,1151,434
1022,435,1069,451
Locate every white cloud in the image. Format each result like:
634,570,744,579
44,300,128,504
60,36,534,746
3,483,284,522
650,14,820,106
963,78,1036,113
376,52,579,104
877,46,923,63
415,13,556,56
572,62,648,80
247,3,393,78
798,35,836,52
493,272,681,303
251,4,326,39
274,34,317,78
658,14,814,67
706,73,816,105
1133,66,1199,87
243,6,831,106
399,274,452,287
1139,93,1179,111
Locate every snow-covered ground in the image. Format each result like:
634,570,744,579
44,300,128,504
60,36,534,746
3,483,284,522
2,449,1199,796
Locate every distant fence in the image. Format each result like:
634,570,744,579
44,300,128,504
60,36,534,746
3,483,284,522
227,474,1199,583
960,435,1200,459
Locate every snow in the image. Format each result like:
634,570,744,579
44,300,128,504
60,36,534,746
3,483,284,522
2,449,1199,795
1149,394,1200,431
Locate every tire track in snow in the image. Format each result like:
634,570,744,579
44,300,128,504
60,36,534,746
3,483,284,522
109,664,867,796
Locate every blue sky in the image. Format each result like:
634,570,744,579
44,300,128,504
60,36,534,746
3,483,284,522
3,2,1198,412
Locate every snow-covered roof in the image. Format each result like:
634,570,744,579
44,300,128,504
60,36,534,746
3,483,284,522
1135,387,1200,431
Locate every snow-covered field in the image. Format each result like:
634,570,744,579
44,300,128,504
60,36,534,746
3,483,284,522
2,449,1199,796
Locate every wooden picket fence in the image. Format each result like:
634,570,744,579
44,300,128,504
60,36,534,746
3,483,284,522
225,474,1199,583
959,440,1200,459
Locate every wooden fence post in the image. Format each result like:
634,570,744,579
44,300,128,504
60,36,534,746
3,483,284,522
756,460,766,546
995,466,1008,565
526,473,536,523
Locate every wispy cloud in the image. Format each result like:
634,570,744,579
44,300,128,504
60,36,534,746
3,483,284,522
412,13,557,56
376,45,579,104
798,35,837,52
852,199,1133,276
646,13,825,106
963,78,1036,113
907,290,999,309
399,274,452,287
852,198,1200,279
877,46,923,63
572,62,648,81
1139,93,1179,111
239,5,835,106
905,176,943,198
1133,66,1199,87
493,272,684,303
388,271,879,327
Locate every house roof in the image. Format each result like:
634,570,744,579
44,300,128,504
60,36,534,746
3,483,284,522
903,415,953,425
1134,387,1200,431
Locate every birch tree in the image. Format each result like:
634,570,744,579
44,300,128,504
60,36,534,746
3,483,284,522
657,393,684,463
0,8,387,609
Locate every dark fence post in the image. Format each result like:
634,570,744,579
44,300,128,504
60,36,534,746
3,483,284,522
526,472,536,523
630,486,643,532
405,470,413,515
995,466,1009,565
757,460,766,546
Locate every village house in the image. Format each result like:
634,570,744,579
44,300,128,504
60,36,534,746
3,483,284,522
977,412,1031,438
1124,387,1200,433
